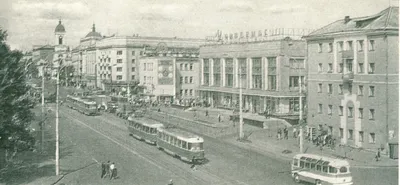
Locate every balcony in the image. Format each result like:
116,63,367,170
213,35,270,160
342,72,354,83
341,50,354,59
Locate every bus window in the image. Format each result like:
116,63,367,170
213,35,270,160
300,161,305,168
293,159,299,166
316,165,321,171
339,166,348,173
322,166,328,173
329,166,337,174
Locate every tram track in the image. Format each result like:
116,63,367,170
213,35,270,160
60,107,235,185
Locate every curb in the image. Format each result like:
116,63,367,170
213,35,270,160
150,110,227,128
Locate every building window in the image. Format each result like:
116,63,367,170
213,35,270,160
318,83,322,93
289,58,305,69
189,89,193,96
338,41,344,52
108,74,111,78
289,76,300,88
203,59,210,85
347,107,353,118
184,76,188,84
189,63,193,71
180,77,183,84
131,67,135,72
369,86,375,97
348,129,353,140
131,75,135,80
345,59,353,72
358,40,364,51
132,59,135,64
318,43,323,53
185,89,188,95
339,128,344,139
143,63,146,71
184,63,188,71
359,131,364,142
318,63,323,72
289,98,300,113
358,85,363,95
108,66,111,70
318,104,323,114
252,58,262,89
189,76,193,83
268,75,276,90
338,63,343,73
180,90,183,96
369,109,375,120
143,76,146,84
180,63,183,70
328,105,333,115
117,75,122,80
117,59,122,63
328,43,333,52
359,108,363,119
339,106,343,116
328,63,333,72
117,51,123,55
369,133,376,143
368,63,375,74
147,63,153,71
328,84,333,94
358,63,364,73
347,41,353,51
369,40,375,51
338,84,343,95
132,51,135,55
214,74,221,86
116,67,122,72
348,84,352,94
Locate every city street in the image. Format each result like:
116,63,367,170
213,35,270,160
47,106,398,185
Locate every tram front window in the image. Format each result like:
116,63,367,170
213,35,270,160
189,143,203,151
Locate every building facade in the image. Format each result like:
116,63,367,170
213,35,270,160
199,37,307,122
304,7,399,151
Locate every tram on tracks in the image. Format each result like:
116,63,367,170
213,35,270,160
127,116,164,145
156,127,205,163
65,95,98,115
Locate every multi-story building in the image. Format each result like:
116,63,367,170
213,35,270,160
199,34,307,123
304,7,398,152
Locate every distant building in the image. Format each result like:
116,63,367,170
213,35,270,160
199,36,307,123
303,7,399,151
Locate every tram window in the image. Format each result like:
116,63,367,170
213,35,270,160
177,140,182,147
316,165,321,171
322,166,328,173
300,161,305,168
311,163,316,169
329,166,337,173
188,143,192,150
305,162,310,169
182,141,187,149
293,159,299,166
199,143,203,150
339,167,348,173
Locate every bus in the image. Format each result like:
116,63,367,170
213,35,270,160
291,154,353,185
156,127,205,164
127,116,164,145
65,95,98,116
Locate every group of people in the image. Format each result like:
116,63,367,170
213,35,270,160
277,127,289,140
101,161,117,180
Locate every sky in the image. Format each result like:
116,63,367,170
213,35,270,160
0,0,397,51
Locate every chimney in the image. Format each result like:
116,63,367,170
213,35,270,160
344,16,351,23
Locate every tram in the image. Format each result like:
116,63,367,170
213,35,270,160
156,127,205,163
127,116,164,145
65,95,98,115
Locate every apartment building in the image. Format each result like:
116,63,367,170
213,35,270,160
304,7,399,151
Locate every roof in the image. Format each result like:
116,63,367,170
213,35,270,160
159,127,204,142
293,153,350,167
85,24,102,38
127,117,164,128
307,7,398,38
55,20,66,33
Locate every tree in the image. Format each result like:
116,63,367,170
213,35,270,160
59,65,74,85
0,29,35,166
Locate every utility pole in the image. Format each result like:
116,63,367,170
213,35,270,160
41,65,45,152
55,59,61,176
239,66,244,140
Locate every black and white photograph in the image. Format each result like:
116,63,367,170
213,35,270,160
0,0,398,184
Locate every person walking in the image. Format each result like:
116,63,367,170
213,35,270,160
190,156,197,170
218,114,221,122
284,126,288,140
277,128,282,140
110,162,116,180
293,127,297,138
104,161,111,178
375,148,381,161
101,161,106,178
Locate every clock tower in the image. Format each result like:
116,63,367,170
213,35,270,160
54,19,66,46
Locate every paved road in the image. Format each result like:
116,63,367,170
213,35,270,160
53,106,397,185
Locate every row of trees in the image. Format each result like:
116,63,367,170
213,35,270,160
0,29,35,167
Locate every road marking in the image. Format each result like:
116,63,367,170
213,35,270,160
92,158,99,164
62,112,164,170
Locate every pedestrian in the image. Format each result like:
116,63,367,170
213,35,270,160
284,126,288,140
104,161,110,178
101,161,106,178
293,127,297,138
205,110,209,117
218,114,221,122
375,148,381,161
110,162,116,180
193,111,197,120
277,128,282,140
190,156,197,170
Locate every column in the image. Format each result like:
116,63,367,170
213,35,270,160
221,58,226,87
261,57,266,90
276,56,281,91
364,38,368,74
200,59,204,85
333,41,338,73
248,58,252,89
264,57,269,90
234,58,238,88
353,39,357,74
210,58,214,86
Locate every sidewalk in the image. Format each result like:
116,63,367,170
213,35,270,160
224,128,398,168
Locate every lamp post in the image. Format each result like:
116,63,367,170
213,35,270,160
238,64,244,140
